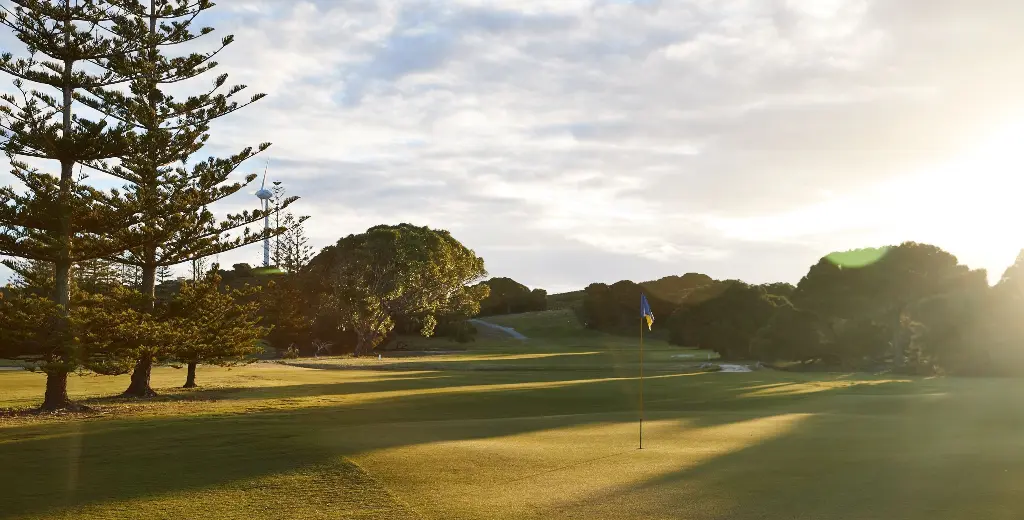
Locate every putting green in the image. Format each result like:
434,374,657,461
2,337,1023,519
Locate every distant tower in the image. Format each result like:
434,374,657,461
272,180,283,266
255,161,273,268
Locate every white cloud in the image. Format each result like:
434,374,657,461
4,0,1024,289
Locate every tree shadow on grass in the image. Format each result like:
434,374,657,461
80,372,458,405
548,378,1024,520
60,359,705,414
0,371,920,519
285,349,683,375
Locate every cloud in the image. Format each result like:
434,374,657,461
3,0,1024,290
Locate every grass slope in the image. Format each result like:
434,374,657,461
477,308,587,339
2,332,1024,519
546,291,584,311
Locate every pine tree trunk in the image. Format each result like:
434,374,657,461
55,42,75,306
54,258,72,307
183,362,198,388
123,357,157,397
123,263,159,397
40,370,71,411
40,28,80,413
124,4,164,398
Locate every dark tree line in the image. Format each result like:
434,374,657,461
642,273,717,303
669,281,794,360
580,242,1024,376
1,268,266,393
1,219,489,407
753,242,993,373
580,274,759,335
476,277,547,316
582,281,675,333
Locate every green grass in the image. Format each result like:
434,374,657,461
2,330,1024,519
477,308,587,338
546,291,584,310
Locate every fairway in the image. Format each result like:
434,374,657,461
3,324,1024,519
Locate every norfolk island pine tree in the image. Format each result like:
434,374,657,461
82,0,305,397
0,0,186,410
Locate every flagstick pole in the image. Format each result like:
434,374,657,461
639,316,644,450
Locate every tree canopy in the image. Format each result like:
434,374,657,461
567,241,1022,376
476,277,547,316
167,272,267,388
641,273,716,304
581,280,674,334
668,281,791,360
309,224,489,356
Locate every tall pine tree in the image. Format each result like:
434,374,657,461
270,184,312,273
84,0,297,396
276,212,313,274
0,1,169,409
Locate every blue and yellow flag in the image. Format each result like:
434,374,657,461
640,293,654,330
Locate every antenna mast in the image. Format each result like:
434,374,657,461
255,159,273,268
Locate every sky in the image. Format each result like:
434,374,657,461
2,0,1024,293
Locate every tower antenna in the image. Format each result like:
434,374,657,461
254,159,273,268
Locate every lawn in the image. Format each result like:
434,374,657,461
2,317,1024,519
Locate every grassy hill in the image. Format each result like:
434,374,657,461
478,308,585,339
547,273,719,311
547,290,585,310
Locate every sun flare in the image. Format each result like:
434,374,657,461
905,117,1024,281
704,116,1024,282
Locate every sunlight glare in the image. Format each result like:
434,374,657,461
704,116,1024,281
899,117,1024,281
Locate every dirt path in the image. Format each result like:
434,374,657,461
718,364,753,373
468,319,528,340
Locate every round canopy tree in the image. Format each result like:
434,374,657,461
793,241,976,366
310,224,488,356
